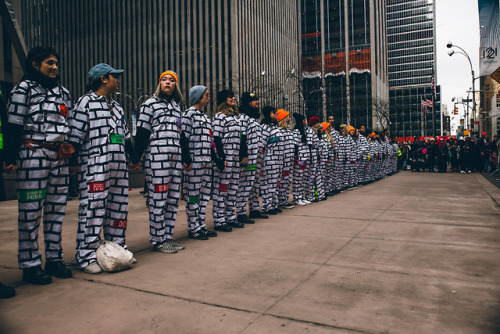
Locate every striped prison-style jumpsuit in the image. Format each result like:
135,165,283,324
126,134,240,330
318,133,330,195
70,92,131,268
212,112,241,226
344,135,357,188
322,134,335,194
375,140,384,179
367,138,377,182
236,113,261,216
332,131,345,191
8,80,71,269
357,134,370,183
248,123,265,213
261,122,284,212
392,143,399,173
137,96,183,245
182,106,213,233
306,127,325,201
292,129,309,203
278,127,295,206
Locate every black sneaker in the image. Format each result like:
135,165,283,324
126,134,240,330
273,208,283,214
214,224,232,232
280,203,295,209
249,210,269,219
200,229,218,237
23,266,52,285
0,282,15,299
237,214,255,224
188,230,209,240
45,261,72,278
262,210,277,215
228,221,245,228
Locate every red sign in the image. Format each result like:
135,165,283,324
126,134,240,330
59,104,68,117
112,219,127,229
218,184,228,192
89,182,106,193
155,184,169,193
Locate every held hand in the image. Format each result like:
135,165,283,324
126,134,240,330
240,157,249,166
224,160,228,168
129,162,141,172
3,162,17,174
69,166,80,176
183,162,193,171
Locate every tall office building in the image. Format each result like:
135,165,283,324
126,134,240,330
387,0,441,137
16,0,300,124
301,0,389,130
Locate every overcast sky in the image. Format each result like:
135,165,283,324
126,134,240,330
436,0,480,129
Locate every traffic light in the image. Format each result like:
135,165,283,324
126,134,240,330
453,106,458,115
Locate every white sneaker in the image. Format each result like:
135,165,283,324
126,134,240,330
83,262,102,274
166,240,185,250
153,242,177,254
294,201,307,206
303,200,312,204
132,257,137,264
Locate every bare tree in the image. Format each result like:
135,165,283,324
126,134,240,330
373,97,390,131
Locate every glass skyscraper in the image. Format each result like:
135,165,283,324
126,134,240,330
387,0,441,137
301,0,389,130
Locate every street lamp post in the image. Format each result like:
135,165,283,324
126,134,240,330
447,42,477,134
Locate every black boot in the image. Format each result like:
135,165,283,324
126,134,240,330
214,224,232,232
249,210,269,219
45,261,72,278
0,282,16,298
22,266,52,285
228,221,245,228
237,214,255,224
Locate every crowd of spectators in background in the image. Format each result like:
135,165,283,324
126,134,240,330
397,132,500,174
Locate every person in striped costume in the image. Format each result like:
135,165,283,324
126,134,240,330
134,71,189,252
181,85,218,240
212,90,245,231
277,109,295,209
260,106,284,215
291,113,310,206
69,63,140,274
236,92,264,223
7,46,73,284
305,116,324,202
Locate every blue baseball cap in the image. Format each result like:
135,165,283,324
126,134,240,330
88,63,124,82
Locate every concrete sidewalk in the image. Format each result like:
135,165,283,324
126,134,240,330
0,171,499,333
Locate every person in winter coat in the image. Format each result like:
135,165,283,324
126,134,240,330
236,92,266,222
69,63,140,274
7,46,73,284
277,109,295,208
291,113,310,206
260,106,284,214
181,85,219,240
212,90,246,231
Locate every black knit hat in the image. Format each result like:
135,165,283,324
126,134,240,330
261,106,277,118
216,89,234,106
293,113,305,123
240,92,258,105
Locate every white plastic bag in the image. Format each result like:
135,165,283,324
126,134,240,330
96,240,134,272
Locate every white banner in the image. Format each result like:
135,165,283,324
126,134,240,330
479,0,500,76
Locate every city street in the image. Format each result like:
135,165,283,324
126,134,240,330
0,171,499,333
